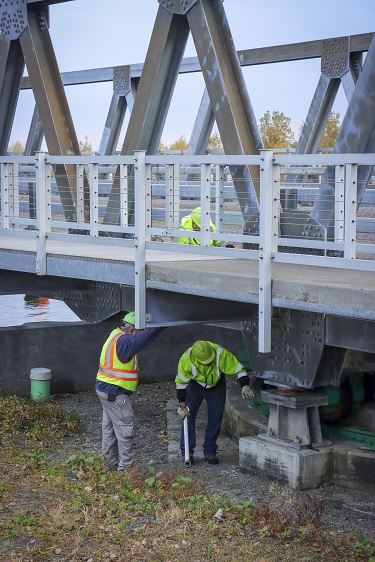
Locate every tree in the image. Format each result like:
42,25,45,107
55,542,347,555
319,111,341,150
169,134,188,151
158,140,168,151
8,140,25,153
259,110,295,148
79,135,93,153
207,130,223,151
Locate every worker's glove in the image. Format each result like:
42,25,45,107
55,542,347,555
177,406,190,420
241,385,254,400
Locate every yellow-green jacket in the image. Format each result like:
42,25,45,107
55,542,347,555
175,342,247,392
178,215,225,246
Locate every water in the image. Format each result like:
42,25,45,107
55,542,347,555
0,294,81,327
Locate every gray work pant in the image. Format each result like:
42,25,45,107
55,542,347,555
96,390,135,471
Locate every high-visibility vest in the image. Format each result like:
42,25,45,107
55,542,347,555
97,328,139,392
178,216,225,246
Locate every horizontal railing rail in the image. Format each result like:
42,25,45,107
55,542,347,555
1,150,374,351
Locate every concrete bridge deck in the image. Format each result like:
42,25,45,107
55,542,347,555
1,234,375,322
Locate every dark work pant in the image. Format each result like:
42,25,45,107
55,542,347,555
180,376,226,456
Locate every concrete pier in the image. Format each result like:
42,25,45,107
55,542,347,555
223,386,375,492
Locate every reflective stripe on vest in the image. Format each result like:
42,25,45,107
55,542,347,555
98,330,139,383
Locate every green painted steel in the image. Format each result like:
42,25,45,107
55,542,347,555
321,424,375,450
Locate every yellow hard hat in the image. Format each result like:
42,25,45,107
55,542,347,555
191,340,215,364
191,207,202,227
122,311,135,325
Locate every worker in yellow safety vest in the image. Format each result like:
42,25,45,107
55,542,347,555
178,207,234,247
96,311,164,471
176,340,253,465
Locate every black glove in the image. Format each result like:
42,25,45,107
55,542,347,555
225,244,235,248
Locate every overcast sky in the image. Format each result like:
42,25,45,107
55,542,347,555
11,0,375,150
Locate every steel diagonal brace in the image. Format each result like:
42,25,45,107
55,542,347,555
186,0,261,233
311,34,375,232
297,74,340,155
0,38,25,154
281,74,340,214
19,8,88,222
103,5,190,228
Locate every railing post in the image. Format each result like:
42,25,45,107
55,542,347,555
134,150,147,328
120,164,129,227
1,163,10,229
76,164,85,224
200,163,211,246
258,149,275,353
11,163,19,220
334,165,345,244
344,163,357,259
35,151,48,275
215,165,224,234
166,163,180,242
89,163,99,237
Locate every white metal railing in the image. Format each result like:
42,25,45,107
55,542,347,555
0,150,375,351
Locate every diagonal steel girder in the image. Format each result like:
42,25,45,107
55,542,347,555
297,75,340,155
341,52,362,102
281,74,340,211
186,0,262,230
98,71,138,157
187,88,215,155
19,7,87,222
311,34,375,232
0,38,25,154
295,50,361,159
24,105,44,155
102,6,190,227
283,44,362,213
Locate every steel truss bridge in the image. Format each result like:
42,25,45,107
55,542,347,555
0,0,375,483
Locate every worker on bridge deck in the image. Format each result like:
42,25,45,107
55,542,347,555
178,206,234,247
176,340,253,465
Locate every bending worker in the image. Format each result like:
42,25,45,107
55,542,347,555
178,206,234,247
96,311,164,472
176,340,253,465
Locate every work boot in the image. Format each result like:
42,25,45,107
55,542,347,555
204,453,219,465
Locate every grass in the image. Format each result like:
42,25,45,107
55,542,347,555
0,395,374,562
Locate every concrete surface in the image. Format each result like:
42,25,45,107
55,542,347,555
1,234,375,320
0,322,240,395
239,435,333,490
222,385,375,492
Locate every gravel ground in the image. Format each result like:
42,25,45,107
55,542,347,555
53,380,375,544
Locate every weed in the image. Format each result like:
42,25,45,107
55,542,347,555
353,536,375,559
63,448,104,477
0,394,80,445
26,446,50,468
145,465,163,487
260,524,270,538
0,394,373,562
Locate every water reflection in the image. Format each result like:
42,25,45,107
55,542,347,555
24,295,50,317
0,294,81,327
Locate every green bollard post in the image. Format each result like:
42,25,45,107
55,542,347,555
30,368,52,402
